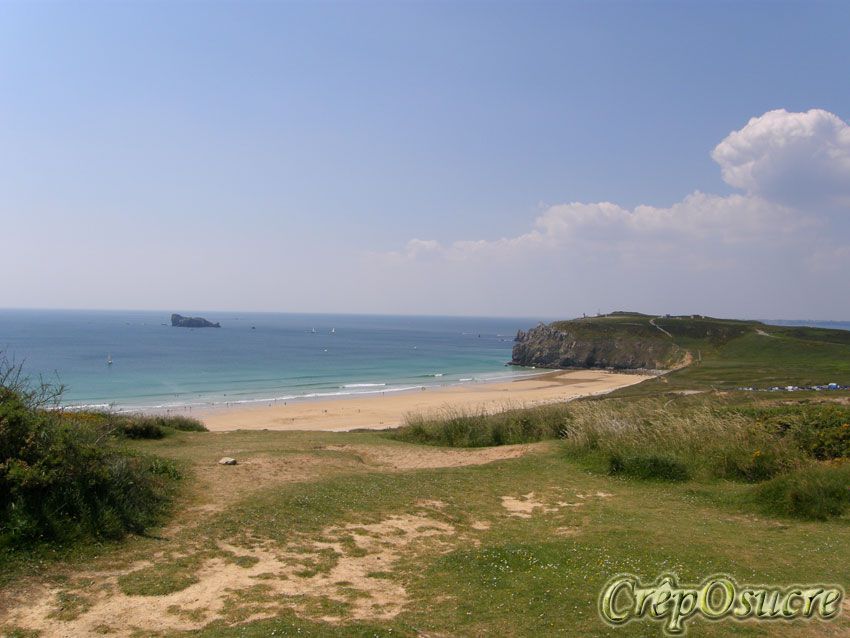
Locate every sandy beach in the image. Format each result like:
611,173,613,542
199,370,652,432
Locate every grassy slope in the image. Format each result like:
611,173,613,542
552,312,850,396
2,430,847,637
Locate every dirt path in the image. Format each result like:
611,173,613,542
0,441,545,637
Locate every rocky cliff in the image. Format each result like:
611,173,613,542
511,320,685,370
171,314,221,328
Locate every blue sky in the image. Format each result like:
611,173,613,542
2,1,849,318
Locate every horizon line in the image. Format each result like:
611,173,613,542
0,306,848,325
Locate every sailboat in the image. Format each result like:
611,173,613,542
107,353,113,365
329,328,335,334
310,327,317,334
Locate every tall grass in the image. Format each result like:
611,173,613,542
563,399,805,481
387,403,573,447
387,393,848,519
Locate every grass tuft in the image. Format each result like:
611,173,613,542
387,403,572,447
753,462,850,521
608,452,690,481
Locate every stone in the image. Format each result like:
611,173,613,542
171,313,221,328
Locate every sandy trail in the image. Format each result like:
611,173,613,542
0,443,545,637
199,370,652,431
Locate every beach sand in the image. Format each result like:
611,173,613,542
199,370,652,432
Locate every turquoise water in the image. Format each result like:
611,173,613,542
0,310,544,411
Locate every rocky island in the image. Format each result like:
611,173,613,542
171,313,221,328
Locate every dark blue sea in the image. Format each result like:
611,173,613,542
0,310,545,411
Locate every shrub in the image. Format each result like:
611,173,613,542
736,403,850,460
754,462,850,520
0,380,180,546
119,419,165,439
155,415,207,432
608,452,690,481
65,413,208,440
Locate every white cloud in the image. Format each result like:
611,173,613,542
386,191,802,265
371,109,850,317
711,108,850,206
385,109,846,268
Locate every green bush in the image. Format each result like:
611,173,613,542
714,446,794,482
119,419,166,439
155,415,207,432
608,452,690,481
754,462,850,520
0,387,180,546
387,404,572,447
65,412,208,440
736,403,850,460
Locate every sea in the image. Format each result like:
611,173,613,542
0,310,547,412
2,310,846,413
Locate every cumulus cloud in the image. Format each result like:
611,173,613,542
374,108,850,317
712,108,850,206
387,109,845,261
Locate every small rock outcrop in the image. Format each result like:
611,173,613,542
171,314,221,328
218,457,237,465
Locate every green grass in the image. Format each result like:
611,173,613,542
535,312,850,393
2,424,848,637
754,462,850,521
607,452,691,481
178,439,849,636
118,554,204,596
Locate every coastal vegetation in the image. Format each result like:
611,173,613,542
391,395,850,520
388,403,572,447
1,315,849,636
513,312,850,391
0,358,204,549
3,423,848,636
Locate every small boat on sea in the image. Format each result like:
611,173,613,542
330,328,335,334
107,354,113,365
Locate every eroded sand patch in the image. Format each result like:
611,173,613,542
322,442,532,470
501,492,560,518
501,490,613,518
1,514,456,637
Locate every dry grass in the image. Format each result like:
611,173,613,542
563,398,806,481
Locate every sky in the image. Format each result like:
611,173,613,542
1,1,849,319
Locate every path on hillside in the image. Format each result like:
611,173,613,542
649,317,673,338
